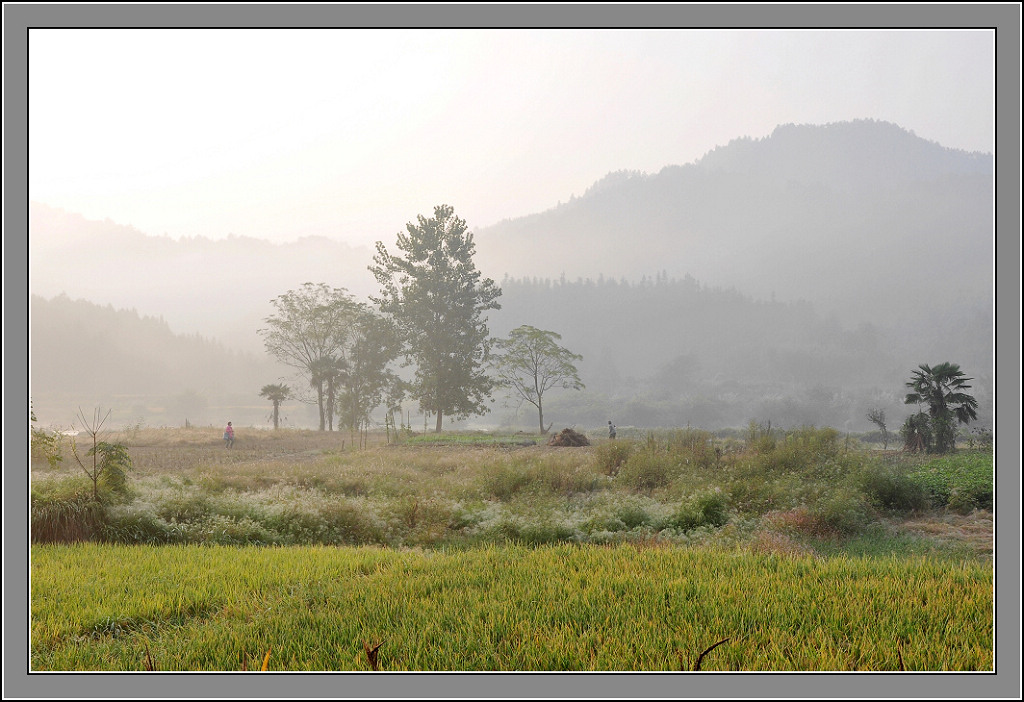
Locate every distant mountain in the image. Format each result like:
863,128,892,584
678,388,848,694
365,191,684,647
473,119,993,327
29,204,378,354
29,294,293,427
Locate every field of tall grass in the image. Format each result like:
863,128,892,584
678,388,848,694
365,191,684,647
29,425,995,671
30,425,993,555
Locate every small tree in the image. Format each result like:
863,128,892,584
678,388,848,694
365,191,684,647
900,411,932,453
866,408,889,450
904,362,979,453
69,407,133,501
30,401,63,469
493,325,584,434
259,383,291,430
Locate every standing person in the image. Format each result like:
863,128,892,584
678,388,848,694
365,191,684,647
608,420,616,439
224,421,235,448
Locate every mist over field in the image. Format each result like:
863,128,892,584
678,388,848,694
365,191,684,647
29,120,993,433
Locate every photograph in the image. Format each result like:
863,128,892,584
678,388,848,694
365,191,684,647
9,3,1020,699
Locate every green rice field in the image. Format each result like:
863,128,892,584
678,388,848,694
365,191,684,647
31,542,992,672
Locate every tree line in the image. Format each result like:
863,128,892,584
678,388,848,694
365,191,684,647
258,205,584,435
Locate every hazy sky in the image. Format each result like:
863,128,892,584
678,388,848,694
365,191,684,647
29,29,994,247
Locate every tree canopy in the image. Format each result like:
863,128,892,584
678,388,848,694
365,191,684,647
369,205,502,432
493,325,584,434
258,283,364,431
903,362,978,453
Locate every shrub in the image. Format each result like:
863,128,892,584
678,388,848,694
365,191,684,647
534,461,603,495
786,426,841,457
156,493,214,523
725,478,793,515
101,507,184,544
480,462,534,501
615,502,655,530
187,514,281,545
746,420,777,453
947,488,981,515
515,522,579,546
964,427,993,450
31,492,108,543
447,504,482,531
31,426,63,469
595,440,634,476
582,514,628,534
664,491,729,532
261,500,384,545
809,487,872,535
479,457,603,500
320,501,385,544
857,464,931,512
665,428,717,468
389,497,459,545
617,451,674,491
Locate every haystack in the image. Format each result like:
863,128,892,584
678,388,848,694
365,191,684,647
547,428,590,447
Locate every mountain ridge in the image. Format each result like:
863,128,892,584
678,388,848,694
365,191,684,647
472,119,992,325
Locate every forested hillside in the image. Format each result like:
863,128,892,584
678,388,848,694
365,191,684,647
29,294,292,427
29,203,377,355
474,120,993,329
487,275,992,432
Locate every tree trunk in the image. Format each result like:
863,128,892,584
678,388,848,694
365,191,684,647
317,384,326,431
538,401,545,434
326,383,335,432
435,410,443,433
272,402,280,430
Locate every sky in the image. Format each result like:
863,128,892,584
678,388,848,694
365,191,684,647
29,28,994,247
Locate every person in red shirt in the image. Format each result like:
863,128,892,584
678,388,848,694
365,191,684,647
224,421,235,448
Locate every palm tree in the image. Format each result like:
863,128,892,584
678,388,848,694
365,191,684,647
259,383,290,430
904,362,978,453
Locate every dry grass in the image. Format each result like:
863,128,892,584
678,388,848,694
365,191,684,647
900,511,994,558
748,530,821,558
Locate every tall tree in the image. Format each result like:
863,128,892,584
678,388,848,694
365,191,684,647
259,383,291,430
258,283,362,431
370,205,502,432
493,325,584,434
904,362,979,453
